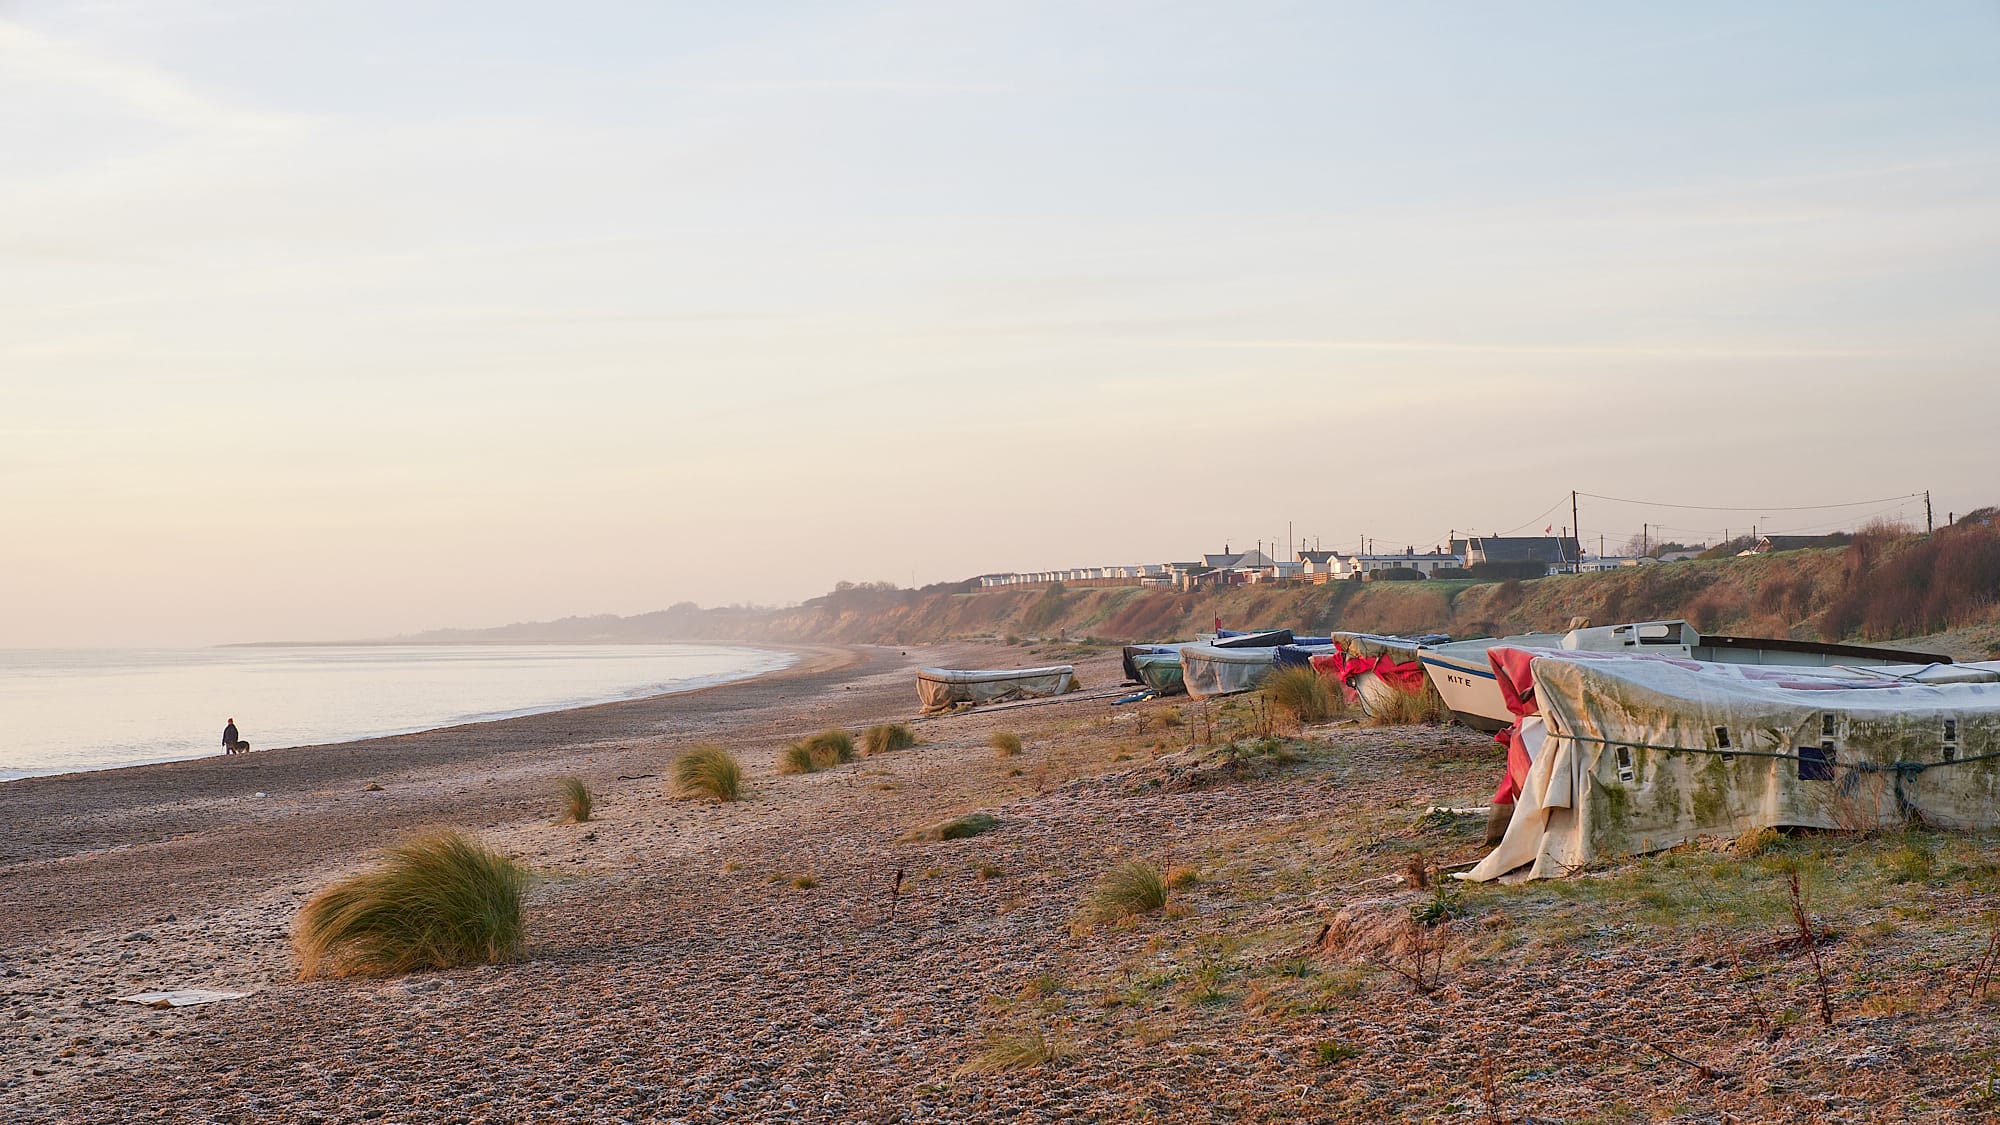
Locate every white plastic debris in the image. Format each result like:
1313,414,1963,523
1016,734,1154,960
114,989,247,1009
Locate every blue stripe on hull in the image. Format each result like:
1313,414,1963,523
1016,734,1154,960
1418,654,1497,681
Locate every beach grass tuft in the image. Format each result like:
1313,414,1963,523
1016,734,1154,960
1085,860,1170,924
902,812,1000,842
555,775,593,823
672,744,743,801
790,728,856,770
1263,666,1336,725
961,1024,1071,1073
863,723,917,755
293,829,527,980
990,731,1024,757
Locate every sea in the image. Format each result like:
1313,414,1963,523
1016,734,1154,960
0,644,793,781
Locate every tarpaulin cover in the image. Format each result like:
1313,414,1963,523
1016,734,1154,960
1274,643,1339,670
916,665,1075,713
1180,644,1280,698
1464,650,2000,882
1130,652,1187,696
1315,633,1449,717
1122,645,1183,684
1212,629,1295,649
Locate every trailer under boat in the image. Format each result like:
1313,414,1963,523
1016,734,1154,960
1418,620,1952,732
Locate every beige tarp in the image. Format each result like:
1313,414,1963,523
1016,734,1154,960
1465,651,2000,882
916,666,1074,713
1181,644,1278,699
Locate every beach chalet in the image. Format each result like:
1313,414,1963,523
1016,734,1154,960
1298,549,1340,580
1579,555,1657,573
1329,550,1464,580
1465,535,1581,575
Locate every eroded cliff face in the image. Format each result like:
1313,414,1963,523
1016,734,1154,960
408,532,2000,660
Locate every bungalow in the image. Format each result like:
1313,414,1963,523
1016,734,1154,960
1465,535,1580,574
1330,551,1464,580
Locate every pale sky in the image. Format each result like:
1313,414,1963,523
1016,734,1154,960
4,1,1997,647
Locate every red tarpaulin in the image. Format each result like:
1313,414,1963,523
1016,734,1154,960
1488,645,1543,806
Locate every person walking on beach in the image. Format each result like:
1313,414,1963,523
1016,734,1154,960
222,718,242,754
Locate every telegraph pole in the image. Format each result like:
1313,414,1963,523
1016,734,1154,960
1571,490,1581,573
1926,491,1934,534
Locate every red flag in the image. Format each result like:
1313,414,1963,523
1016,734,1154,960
1214,615,1222,632
1544,524,1552,534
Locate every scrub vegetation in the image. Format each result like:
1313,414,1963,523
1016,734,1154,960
671,744,744,801
781,729,856,774
555,775,593,823
1084,860,1170,925
990,731,1024,757
863,722,917,755
1262,666,1336,725
294,830,527,979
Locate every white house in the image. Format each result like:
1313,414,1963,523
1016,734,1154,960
1329,552,1464,579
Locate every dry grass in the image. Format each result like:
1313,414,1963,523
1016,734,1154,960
779,729,856,774
1368,683,1454,726
555,775,592,824
863,723,917,755
1263,666,1336,725
671,744,743,801
1085,860,1170,924
961,1023,1071,1073
294,829,527,980
990,731,1024,757
901,812,1000,842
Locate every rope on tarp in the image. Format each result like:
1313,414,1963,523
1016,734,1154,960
1555,732,2000,821
1557,732,2000,772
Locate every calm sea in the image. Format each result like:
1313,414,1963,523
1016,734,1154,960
0,644,793,781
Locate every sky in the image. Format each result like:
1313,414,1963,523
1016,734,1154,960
3,1,1997,647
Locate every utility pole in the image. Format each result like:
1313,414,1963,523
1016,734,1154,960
1926,490,1934,534
1642,523,1648,556
1571,490,1581,573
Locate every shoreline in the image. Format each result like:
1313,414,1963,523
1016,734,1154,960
0,640,809,786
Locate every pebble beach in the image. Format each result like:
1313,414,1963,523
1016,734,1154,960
4,642,1998,1123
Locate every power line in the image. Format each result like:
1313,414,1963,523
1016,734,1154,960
1575,490,1924,514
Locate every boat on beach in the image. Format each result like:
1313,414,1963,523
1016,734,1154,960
1180,643,1280,699
1465,646,2000,882
1129,651,1188,696
1418,620,1953,733
916,665,1076,713
1311,632,1451,718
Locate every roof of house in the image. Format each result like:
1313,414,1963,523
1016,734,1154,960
1470,536,1580,563
1298,549,1337,563
1758,534,1845,552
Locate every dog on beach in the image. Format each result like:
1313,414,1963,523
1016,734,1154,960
226,741,251,755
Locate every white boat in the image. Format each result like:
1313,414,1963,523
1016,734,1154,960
1418,620,1950,732
916,665,1075,713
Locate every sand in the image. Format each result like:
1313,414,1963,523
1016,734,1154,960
4,641,1998,1123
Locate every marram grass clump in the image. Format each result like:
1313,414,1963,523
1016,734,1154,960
779,729,855,774
863,723,917,756
961,1023,1071,1074
1263,666,1336,725
900,812,999,842
990,731,1024,757
555,775,593,823
1084,860,1170,924
671,744,743,801
293,829,527,980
